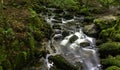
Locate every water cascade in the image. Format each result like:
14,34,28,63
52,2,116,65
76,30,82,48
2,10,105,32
40,8,101,70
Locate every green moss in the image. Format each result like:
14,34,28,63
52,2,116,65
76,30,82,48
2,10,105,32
84,16,94,22
31,0,80,13
28,8,53,40
99,27,114,41
22,51,27,60
13,53,25,70
1,60,12,70
112,33,120,41
69,35,78,43
80,7,91,16
48,0,79,10
102,55,120,69
0,66,3,70
98,0,120,7
11,40,20,51
105,66,120,70
95,17,120,42
7,0,28,9
0,0,53,69
49,55,78,70
99,42,120,58
0,46,7,62
94,16,117,30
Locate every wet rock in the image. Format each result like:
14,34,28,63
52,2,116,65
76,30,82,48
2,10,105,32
80,42,90,47
83,24,99,37
69,35,78,43
52,20,62,23
54,34,62,40
63,14,74,20
62,30,70,38
53,9,64,14
54,29,62,34
74,16,85,24
52,24,62,30
53,15,62,20
49,55,79,70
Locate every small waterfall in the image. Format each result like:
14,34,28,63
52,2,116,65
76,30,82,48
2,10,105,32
40,8,101,70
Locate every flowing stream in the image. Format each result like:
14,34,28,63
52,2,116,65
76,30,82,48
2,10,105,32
40,8,101,70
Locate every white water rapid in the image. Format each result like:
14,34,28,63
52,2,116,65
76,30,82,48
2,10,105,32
40,8,101,70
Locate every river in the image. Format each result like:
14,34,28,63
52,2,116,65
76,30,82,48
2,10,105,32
40,8,101,70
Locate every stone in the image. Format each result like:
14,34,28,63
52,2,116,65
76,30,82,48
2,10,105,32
83,24,99,37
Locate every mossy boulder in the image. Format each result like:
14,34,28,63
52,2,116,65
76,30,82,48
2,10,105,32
94,15,117,30
98,18,120,41
105,66,120,70
49,55,80,70
99,27,114,41
99,42,120,58
69,35,78,43
101,55,120,69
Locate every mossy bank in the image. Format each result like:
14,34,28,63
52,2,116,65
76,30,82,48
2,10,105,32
0,0,53,70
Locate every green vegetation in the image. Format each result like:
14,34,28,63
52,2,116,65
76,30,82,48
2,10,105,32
98,18,120,69
49,55,79,70
106,66,120,70
48,0,80,10
99,0,120,7
99,42,120,58
101,55,120,69
94,16,120,41
0,0,53,70
0,0,120,70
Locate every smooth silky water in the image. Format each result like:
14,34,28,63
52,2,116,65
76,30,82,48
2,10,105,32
40,8,101,70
